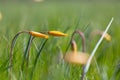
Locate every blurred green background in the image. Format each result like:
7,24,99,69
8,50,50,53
0,0,120,80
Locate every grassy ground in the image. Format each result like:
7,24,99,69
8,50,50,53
0,1,120,80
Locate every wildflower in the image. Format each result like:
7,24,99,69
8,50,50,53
64,40,89,65
98,31,111,41
104,33,111,41
48,31,67,37
90,30,111,41
29,31,49,39
64,51,89,65
64,30,89,65
71,40,77,53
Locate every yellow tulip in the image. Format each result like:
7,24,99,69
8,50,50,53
29,31,49,39
64,39,89,65
104,33,111,41
64,52,89,65
48,31,67,37
90,30,111,41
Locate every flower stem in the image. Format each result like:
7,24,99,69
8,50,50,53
71,30,86,52
71,30,86,80
9,31,29,80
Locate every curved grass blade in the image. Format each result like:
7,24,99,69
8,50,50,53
9,31,29,80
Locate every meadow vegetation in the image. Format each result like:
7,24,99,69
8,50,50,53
0,1,120,80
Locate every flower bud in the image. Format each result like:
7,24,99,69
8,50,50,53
29,31,49,39
48,31,67,37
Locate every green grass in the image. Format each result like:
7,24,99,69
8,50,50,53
0,1,120,80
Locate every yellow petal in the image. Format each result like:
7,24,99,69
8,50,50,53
104,33,111,41
48,31,67,37
64,52,89,65
29,31,49,39
98,31,111,41
71,40,77,53
91,30,111,41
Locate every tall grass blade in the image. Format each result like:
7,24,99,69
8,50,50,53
21,35,34,71
0,58,9,73
9,31,28,80
30,39,48,79
84,17,114,75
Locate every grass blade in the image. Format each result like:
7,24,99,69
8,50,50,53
9,31,29,80
30,39,48,79
84,17,114,76
21,35,34,71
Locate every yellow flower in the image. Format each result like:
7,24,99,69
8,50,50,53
48,31,67,37
29,31,49,39
64,39,89,65
99,31,111,41
90,30,111,41
71,40,77,53
104,33,111,41
64,52,89,65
